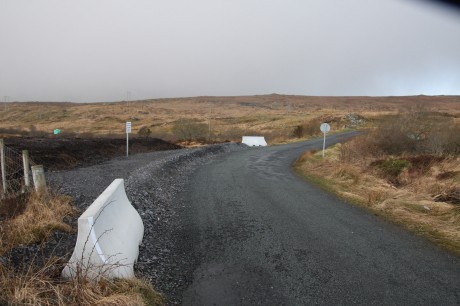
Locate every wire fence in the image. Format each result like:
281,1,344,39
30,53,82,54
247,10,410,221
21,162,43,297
1,142,37,197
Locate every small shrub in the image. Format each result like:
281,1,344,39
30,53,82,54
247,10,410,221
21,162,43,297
292,125,304,138
138,126,152,138
339,135,382,163
369,110,460,156
290,119,323,139
172,119,208,142
375,158,411,178
303,119,322,137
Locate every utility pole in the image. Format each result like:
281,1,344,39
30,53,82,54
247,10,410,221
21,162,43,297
208,103,213,141
3,96,9,111
126,91,131,107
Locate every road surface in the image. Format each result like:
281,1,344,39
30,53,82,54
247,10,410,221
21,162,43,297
178,132,460,305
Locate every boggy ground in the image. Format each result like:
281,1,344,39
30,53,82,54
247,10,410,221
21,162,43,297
4,137,181,170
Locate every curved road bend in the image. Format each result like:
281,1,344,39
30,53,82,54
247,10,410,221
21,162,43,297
178,132,460,305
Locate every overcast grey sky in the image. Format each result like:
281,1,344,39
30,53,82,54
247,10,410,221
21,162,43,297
1,0,460,102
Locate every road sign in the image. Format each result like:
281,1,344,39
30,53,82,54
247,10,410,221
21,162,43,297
126,122,132,157
320,123,330,133
320,123,331,158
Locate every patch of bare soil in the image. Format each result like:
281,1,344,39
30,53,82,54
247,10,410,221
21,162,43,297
4,137,181,171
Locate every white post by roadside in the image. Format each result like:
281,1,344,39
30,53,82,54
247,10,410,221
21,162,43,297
126,121,132,157
0,139,6,195
22,150,30,189
320,123,331,158
31,165,47,194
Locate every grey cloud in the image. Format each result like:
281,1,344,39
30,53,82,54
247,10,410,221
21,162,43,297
0,0,459,102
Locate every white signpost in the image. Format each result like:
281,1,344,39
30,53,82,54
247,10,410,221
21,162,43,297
320,123,330,158
126,122,132,157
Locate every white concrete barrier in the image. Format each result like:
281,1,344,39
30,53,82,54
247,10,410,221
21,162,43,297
62,179,144,279
242,136,268,147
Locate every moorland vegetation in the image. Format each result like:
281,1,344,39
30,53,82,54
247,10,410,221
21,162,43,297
1,94,459,304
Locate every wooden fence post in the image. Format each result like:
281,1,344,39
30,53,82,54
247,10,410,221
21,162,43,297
0,139,7,195
31,165,47,194
22,150,30,189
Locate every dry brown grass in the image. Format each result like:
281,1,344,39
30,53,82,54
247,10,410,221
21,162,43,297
0,192,76,255
0,256,163,305
2,95,459,144
295,142,460,255
0,192,164,305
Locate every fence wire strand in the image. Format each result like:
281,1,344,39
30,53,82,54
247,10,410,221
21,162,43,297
1,144,37,196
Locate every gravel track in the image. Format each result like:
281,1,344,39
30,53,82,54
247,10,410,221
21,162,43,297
44,142,248,304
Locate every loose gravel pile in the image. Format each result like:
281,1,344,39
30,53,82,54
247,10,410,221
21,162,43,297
42,142,248,304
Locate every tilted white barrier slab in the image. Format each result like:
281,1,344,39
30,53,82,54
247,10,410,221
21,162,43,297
242,136,268,147
62,179,144,279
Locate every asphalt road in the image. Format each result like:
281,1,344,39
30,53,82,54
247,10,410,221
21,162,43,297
179,132,460,305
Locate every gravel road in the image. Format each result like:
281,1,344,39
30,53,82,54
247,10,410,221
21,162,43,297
46,142,248,304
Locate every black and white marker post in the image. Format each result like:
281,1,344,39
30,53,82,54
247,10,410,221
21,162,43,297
126,121,132,157
320,122,330,158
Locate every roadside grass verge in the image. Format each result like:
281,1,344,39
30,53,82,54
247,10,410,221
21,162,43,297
294,142,460,256
0,192,164,305
0,192,75,254
0,257,164,305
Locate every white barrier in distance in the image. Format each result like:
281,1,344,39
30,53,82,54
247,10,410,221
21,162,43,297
62,179,144,279
242,136,268,147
